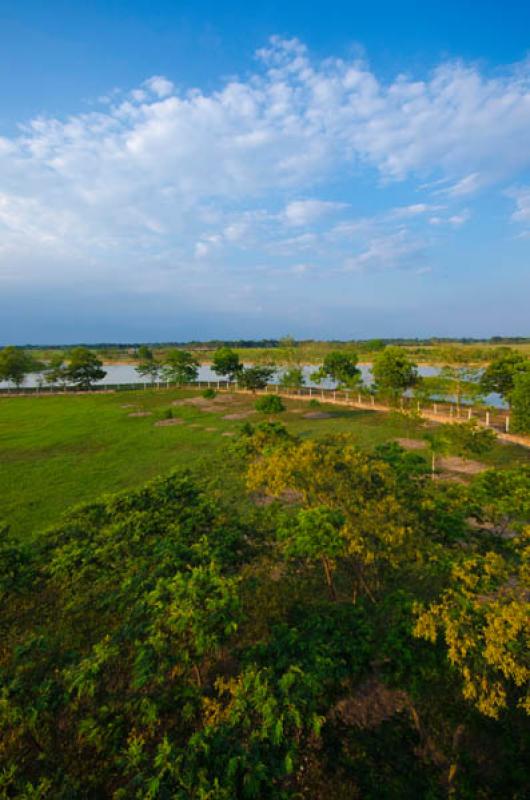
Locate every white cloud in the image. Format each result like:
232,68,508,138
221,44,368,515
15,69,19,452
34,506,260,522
509,186,530,224
143,76,175,98
2,36,530,295
283,199,347,226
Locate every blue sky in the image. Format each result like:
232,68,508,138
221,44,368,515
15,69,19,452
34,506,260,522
1,1,530,343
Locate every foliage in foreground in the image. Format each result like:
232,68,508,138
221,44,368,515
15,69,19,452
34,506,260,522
1,439,529,798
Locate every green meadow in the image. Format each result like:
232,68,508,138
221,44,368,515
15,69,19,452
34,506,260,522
1,387,529,539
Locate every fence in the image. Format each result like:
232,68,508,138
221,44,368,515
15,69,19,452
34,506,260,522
0,378,512,435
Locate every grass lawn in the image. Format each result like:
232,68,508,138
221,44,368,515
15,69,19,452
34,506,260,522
1,387,529,539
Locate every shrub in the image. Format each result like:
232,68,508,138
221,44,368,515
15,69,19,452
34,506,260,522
255,394,285,414
308,398,321,409
161,407,174,419
202,388,216,399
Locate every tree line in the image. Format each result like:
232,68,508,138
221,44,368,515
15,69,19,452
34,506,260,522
2,343,530,432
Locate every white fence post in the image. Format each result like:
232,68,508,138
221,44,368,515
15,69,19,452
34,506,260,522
506,416,510,433
485,411,490,427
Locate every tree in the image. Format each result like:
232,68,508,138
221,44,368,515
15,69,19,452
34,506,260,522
44,354,69,388
135,346,161,383
238,365,276,392
510,372,530,434
212,347,243,381
311,351,361,388
414,537,530,719
439,364,483,413
0,346,35,388
278,506,346,600
372,347,418,404
279,366,305,392
444,420,496,460
161,349,199,385
255,394,285,415
65,347,106,389
480,350,529,406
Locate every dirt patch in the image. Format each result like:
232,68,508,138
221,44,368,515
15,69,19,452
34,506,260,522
438,456,487,475
204,427,218,432
128,411,152,418
187,423,203,428
154,418,185,427
395,438,427,450
121,403,138,408
303,411,334,419
221,431,236,436
222,412,253,420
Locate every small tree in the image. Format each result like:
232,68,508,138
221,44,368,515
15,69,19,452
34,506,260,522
161,350,199,385
238,365,276,393
0,346,35,388
372,347,418,404
448,420,496,459
255,395,285,415
65,348,107,389
279,366,305,392
311,351,361,388
511,372,530,434
212,347,242,382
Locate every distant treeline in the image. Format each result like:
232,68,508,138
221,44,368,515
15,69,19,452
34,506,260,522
9,336,530,351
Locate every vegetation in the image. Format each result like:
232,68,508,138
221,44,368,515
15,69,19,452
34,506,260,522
65,347,107,389
372,346,419,403
255,394,286,415
212,347,243,381
0,346,41,387
278,366,305,391
310,351,361,388
1,413,529,797
238,365,276,392
135,345,162,383
511,371,530,434
161,349,200,385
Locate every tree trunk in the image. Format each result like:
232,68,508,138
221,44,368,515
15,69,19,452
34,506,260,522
321,556,337,601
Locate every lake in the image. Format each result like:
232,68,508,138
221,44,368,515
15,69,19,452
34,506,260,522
0,363,506,408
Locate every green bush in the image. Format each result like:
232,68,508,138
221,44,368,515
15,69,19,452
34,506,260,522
308,398,321,409
161,407,173,419
255,394,285,414
202,388,217,399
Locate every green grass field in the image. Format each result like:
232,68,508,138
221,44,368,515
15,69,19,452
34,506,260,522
1,387,529,539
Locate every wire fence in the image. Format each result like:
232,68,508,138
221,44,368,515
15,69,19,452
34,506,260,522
0,378,513,434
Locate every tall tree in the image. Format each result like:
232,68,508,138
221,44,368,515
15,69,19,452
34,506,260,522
311,351,361,388
211,346,243,381
65,347,106,389
161,349,199,385
0,346,38,388
372,347,418,403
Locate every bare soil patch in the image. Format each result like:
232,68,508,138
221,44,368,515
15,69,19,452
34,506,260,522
154,418,185,427
438,456,487,475
128,411,152,418
121,403,138,409
303,411,335,419
222,412,253,420
221,431,236,436
395,438,427,450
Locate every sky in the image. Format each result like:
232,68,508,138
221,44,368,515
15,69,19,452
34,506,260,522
1,0,530,343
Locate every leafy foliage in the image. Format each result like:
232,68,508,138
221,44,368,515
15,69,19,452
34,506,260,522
255,394,285,414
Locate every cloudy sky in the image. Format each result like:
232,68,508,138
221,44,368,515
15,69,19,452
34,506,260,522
1,0,530,343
